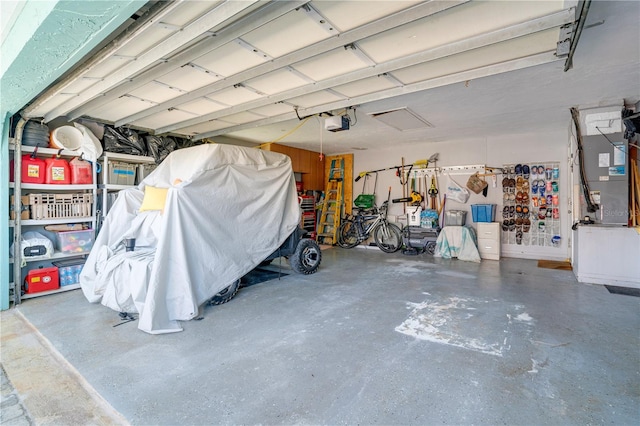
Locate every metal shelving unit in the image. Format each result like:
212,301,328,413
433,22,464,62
9,250,91,265
299,195,316,237
9,141,97,304
21,284,81,300
97,151,155,229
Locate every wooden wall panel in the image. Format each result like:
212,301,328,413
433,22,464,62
261,143,325,191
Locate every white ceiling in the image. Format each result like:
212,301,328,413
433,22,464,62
22,0,640,155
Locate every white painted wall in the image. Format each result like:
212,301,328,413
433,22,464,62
350,128,571,261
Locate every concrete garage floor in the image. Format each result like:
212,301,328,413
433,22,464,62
2,247,639,425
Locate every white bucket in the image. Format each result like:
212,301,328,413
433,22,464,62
50,126,83,151
408,206,422,226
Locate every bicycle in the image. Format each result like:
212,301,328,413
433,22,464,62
337,194,402,253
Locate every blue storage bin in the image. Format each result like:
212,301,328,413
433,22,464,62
471,204,496,222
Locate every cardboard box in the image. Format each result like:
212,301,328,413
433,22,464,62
10,195,30,220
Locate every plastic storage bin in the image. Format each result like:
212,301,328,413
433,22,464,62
29,193,93,220
471,204,496,222
53,259,85,286
354,194,375,209
444,210,467,226
55,229,94,254
106,161,136,185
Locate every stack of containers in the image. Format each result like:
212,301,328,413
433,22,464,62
21,122,50,147
53,260,85,286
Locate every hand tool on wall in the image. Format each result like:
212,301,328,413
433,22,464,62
392,191,423,205
440,194,447,226
401,157,406,204
428,175,438,210
354,153,439,182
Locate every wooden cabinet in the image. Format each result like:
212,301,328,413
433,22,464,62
263,143,325,191
303,150,325,191
476,222,501,260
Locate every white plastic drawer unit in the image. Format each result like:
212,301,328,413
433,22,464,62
477,222,500,239
477,222,500,260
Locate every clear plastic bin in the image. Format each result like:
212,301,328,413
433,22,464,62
105,161,136,185
55,229,94,254
444,210,467,226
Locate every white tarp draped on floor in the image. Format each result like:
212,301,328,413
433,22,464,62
80,144,301,334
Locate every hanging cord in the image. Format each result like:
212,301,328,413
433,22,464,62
570,107,598,213
316,115,324,161
347,107,357,127
596,126,638,154
256,116,313,150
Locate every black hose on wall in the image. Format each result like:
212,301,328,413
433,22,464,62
570,107,598,213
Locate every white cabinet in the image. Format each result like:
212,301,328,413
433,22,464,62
9,143,97,303
573,226,640,288
476,222,500,260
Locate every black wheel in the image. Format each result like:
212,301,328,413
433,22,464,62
209,279,240,305
337,221,359,248
289,238,322,274
425,241,436,255
373,222,402,253
258,259,273,267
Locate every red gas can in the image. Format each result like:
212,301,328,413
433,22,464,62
69,157,93,184
45,156,71,184
10,154,47,184
24,266,59,294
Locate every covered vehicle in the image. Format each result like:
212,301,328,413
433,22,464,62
80,144,305,334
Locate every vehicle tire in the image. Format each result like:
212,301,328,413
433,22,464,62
290,238,322,274
373,222,402,253
259,259,273,266
337,221,359,248
208,279,240,305
426,241,436,255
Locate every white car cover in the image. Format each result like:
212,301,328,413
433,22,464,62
80,144,301,334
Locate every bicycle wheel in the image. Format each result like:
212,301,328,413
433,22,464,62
373,222,402,253
337,220,360,248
